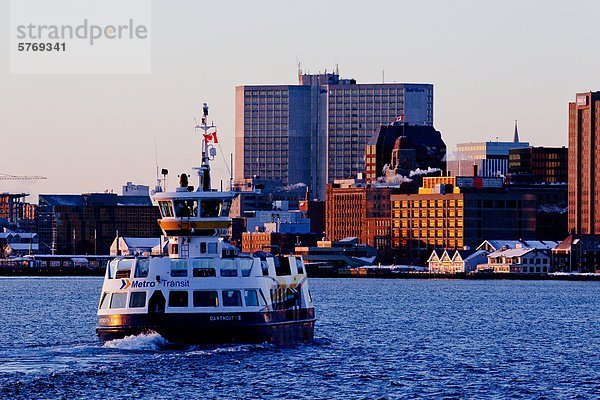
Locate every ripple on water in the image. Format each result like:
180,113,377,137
0,278,599,399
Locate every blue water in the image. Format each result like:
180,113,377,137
0,277,599,399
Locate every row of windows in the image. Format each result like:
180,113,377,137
99,289,266,310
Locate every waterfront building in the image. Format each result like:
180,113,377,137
294,237,377,268
0,228,39,257
235,71,433,199
476,246,552,273
552,234,600,273
390,176,536,264
508,147,568,184
365,122,446,184
427,249,488,274
37,193,162,255
476,239,559,253
241,231,319,254
568,91,600,234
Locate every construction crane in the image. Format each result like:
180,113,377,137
0,173,47,181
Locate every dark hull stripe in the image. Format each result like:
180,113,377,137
97,309,315,344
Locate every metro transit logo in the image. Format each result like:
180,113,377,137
120,279,131,290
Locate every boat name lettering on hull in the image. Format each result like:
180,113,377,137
210,315,241,321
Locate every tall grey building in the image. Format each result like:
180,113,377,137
235,72,433,199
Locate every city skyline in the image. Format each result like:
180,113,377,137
2,0,600,200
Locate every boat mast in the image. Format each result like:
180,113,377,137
194,103,215,192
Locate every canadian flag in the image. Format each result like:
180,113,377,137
203,130,219,143
394,115,405,122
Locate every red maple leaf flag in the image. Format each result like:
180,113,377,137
203,130,219,143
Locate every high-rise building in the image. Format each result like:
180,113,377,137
235,71,433,199
568,91,600,234
508,146,568,184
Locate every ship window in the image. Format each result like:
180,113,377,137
129,292,146,308
108,259,119,279
261,261,269,276
244,289,259,306
222,290,242,307
207,242,218,254
295,258,304,274
135,259,149,278
158,201,174,218
168,291,188,307
193,290,219,307
221,200,232,217
193,267,216,277
174,200,197,217
171,260,188,277
99,292,110,309
200,242,207,253
115,270,130,279
238,259,253,277
220,259,238,277
275,257,292,276
110,293,127,309
201,199,222,217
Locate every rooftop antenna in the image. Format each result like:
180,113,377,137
335,63,339,75
382,68,385,83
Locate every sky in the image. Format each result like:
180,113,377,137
1,0,600,201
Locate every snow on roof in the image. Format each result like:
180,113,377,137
478,239,558,251
488,248,538,258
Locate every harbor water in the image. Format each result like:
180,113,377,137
0,277,598,399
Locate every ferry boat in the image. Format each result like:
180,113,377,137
96,104,316,344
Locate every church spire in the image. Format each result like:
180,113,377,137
513,119,519,143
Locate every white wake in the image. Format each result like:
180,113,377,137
103,332,169,350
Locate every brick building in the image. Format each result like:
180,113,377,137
325,180,398,249
568,91,600,234
390,177,537,263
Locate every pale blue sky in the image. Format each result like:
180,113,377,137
1,0,599,200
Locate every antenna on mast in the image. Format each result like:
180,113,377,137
194,103,216,191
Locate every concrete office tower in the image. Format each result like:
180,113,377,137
568,91,600,234
447,140,530,178
235,71,433,199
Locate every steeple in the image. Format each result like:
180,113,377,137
513,119,519,143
